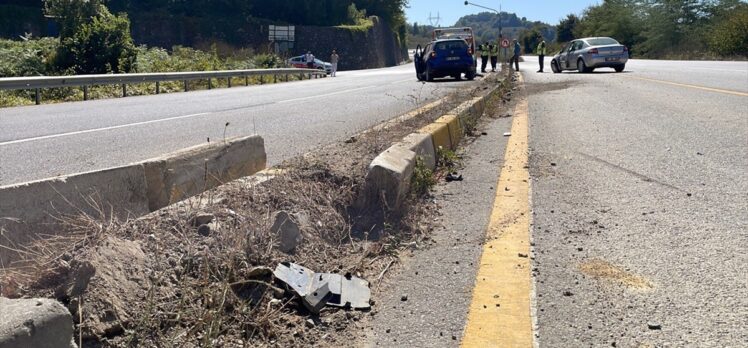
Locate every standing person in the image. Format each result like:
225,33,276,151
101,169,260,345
536,39,547,73
479,41,489,73
330,49,339,77
512,39,521,71
305,51,315,69
489,41,499,72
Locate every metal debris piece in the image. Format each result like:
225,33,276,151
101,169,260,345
303,282,332,314
273,262,371,311
503,132,512,137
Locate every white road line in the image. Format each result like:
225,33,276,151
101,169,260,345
0,112,211,147
390,78,415,84
277,85,376,103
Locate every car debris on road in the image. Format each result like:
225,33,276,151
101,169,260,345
273,262,371,314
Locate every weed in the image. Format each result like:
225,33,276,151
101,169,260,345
437,146,461,171
410,157,436,195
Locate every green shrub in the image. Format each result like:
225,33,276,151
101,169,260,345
55,8,137,74
0,37,57,77
709,4,748,57
252,53,284,69
411,157,436,195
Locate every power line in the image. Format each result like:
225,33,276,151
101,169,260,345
428,12,441,27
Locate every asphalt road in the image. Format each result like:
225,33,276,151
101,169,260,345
0,64,479,186
525,57,747,346
364,58,747,347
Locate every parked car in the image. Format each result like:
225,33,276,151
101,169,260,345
288,55,332,74
550,37,629,73
414,38,476,81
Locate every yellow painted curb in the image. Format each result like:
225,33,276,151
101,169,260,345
462,75,533,348
419,122,452,154
435,114,462,149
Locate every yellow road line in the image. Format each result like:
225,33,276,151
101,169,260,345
462,74,533,348
621,75,748,97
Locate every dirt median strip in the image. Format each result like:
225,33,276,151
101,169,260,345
0,77,503,347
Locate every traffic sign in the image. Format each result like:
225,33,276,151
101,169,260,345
501,39,510,48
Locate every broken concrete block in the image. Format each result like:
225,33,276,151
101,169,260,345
364,145,416,211
270,211,303,253
0,297,76,348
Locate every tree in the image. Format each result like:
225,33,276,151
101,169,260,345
519,27,543,54
574,0,643,54
556,14,579,42
46,0,136,73
44,0,106,39
709,2,748,56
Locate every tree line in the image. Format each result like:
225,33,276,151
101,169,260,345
556,0,747,58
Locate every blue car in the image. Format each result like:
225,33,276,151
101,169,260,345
414,39,476,81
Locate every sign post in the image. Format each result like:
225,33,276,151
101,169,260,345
501,38,510,64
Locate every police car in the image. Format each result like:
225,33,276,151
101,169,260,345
288,55,332,75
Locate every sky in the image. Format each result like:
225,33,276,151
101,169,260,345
404,0,600,26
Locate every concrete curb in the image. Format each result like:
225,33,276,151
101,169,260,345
362,80,503,211
0,297,76,348
0,135,266,264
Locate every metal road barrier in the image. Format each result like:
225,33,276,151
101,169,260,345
0,68,327,105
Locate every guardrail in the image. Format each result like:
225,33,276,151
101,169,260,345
0,68,327,105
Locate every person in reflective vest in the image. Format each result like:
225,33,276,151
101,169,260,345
489,41,499,72
536,39,547,73
479,41,489,73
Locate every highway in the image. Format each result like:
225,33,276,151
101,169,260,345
523,57,747,347
0,64,478,185
363,57,747,347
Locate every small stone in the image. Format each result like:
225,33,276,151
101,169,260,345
197,224,211,237
518,253,528,258
345,136,357,143
270,211,303,253
550,162,557,166
686,193,692,197
401,294,408,302
386,328,391,333
306,319,315,328
577,247,583,251
269,299,282,306
452,335,457,340
563,291,573,296
647,322,661,330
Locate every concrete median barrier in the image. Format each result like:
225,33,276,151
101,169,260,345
0,135,266,265
399,133,437,170
434,114,462,150
363,145,416,211
419,123,453,154
0,297,76,348
361,77,505,211
143,135,266,211
0,164,150,265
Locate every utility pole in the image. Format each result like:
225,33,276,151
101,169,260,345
464,1,506,63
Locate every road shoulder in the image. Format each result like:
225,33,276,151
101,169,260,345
362,79,518,347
